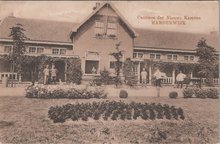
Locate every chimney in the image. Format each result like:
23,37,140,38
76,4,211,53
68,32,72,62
8,12,15,18
93,2,101,10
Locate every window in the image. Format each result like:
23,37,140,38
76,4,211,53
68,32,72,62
167,54,178,60
60,49,66,55
150,53,161,60
173,55,178,60
184,55,189,61
133,52,144,59
37,47,44,53
107,23,117,36
156,54,161,59
52,48,66,55
190,56,194,61
184,55,194,61
52,49,59,55
95,21,117,38
109,55,116,69
28,46,44,54
85,51,100,74
29,47,36,53
95,21,105,35
167,55,172,60
4,45,13,53
150,54,155,59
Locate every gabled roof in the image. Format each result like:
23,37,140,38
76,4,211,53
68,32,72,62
134,29,218,51
0,17,218,51
0,16,77,44
70,2,138,38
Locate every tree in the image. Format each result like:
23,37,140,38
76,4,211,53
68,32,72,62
110,42,123,87
8,23,28,85
195,38,218,86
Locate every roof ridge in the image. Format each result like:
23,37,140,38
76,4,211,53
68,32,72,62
134,27,218,35
4,16,79,24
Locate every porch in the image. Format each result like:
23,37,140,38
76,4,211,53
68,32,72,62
133,60,219,85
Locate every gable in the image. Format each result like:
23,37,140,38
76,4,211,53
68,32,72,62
71,2,137,38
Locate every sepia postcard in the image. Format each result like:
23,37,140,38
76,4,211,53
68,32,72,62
0,1,219,143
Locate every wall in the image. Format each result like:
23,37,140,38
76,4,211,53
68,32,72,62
72,5,133,76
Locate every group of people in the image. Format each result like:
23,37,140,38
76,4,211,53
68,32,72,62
140,67,186,88
43,64,58,85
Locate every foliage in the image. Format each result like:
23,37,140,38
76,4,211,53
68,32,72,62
183,87,219,99
8,23,28,75
65,58,82,84
48,101,185,123
25,85,107,99
119,90,128,98
123,58,138,87
169,91,178,99
195,38,218,86
0,55,82,84
100,68,113,85
9,23,28,55
144,60,198,75
110,42,123,87
183,88,195,98
92,77,102,86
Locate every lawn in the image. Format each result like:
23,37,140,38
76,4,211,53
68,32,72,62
0,95,219,143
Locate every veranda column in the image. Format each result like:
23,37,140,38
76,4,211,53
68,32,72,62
149,65,152,85
137,62,140,84
64,62,67,82
172,68,175,85
190,72,193,79
19,74,21,82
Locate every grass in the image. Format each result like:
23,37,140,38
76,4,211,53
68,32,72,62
0,96,219,143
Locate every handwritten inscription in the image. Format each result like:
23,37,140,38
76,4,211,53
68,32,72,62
137,15,201,25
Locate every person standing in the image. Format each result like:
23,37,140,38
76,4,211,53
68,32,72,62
176,71,186,88
51,64,58,84
153,68,163,87
141,68,148,87
43,65,50,85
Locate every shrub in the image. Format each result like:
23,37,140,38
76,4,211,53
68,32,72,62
206,88,219,99
93,78,102,86
119,90,128,98
169,91,178,99
66,58,82,84
48,101,186,123
194,88,207,99
100,69,112,85
182,87,218,99
183,88,194,98
25,85,107,99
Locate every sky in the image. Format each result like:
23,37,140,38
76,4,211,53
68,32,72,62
0,1,218,34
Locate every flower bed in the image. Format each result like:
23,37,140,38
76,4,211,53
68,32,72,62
48,101,185,123
183,87,218,99
25,85,107,99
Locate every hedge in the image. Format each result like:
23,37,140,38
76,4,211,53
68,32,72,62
183,88,218,99
25,85,107,99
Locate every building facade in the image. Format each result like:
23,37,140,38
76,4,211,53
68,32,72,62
0,2,218,85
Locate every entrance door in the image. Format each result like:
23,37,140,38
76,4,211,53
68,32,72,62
54,61,65,82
